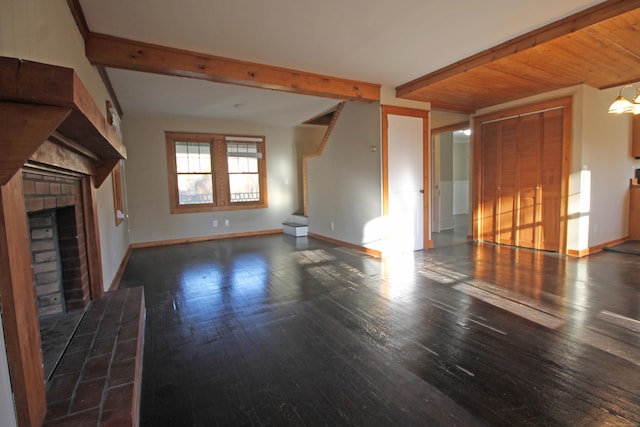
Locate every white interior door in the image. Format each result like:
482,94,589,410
387,114,424,252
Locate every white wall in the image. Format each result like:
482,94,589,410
123,115,299,244
1,0,110,117
581,84,638,247
474,83,638,252
431,111,470,129
96,177,131,288
307,102,383,250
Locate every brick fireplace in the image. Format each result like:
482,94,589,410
25,171,91,318
1,56,127,426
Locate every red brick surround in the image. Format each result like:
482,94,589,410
23,170,91,310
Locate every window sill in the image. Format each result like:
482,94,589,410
169,202,268,214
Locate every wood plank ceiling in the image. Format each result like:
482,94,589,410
396,1,640,113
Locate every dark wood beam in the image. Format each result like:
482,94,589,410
96,66,124,118
0,57,125,158
65,0,90,41
0,103,72,186
396,0,640,99
0,56,126,186
85,33,381,103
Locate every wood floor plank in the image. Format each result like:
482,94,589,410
120,236,640,426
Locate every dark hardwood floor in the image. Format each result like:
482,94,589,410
432,213,469,248
119,235,640,426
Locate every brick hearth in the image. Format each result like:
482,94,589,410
42,287,145,426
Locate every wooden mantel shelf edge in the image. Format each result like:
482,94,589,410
0,56,126,187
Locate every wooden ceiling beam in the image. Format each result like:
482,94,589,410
85,33,380,103
66,0,125,118
396,0,640,99
65,0,90,41
95,66,124,117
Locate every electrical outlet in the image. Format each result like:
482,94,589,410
213,220,218,228
224,219,229,226
331,222,334,231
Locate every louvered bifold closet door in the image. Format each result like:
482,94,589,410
478,107,564,252
539,109,563,251
480,121,499,242
517,113,543,249
496,118,519,246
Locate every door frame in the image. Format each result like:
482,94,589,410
472,97,572,254
381,105,431,249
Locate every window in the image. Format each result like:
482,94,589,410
111,160,126,226
175,141,214,205
166,132,267,213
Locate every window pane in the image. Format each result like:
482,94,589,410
176,157,189,173
227,156,258,173
176,142,187,154
227,143,257,154
175,142,189,173
176,142,211,173
177,173,213,204
226,142,261,158
248,158,258,173
227,157,239,173
229,174,260,202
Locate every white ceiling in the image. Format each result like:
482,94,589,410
79,0,606,126
107,69,340,126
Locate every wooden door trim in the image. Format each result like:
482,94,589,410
559,103,572,253
473,96,572,253
381,105,431,248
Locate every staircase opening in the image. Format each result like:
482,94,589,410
298,103,345,216
303,107,338,126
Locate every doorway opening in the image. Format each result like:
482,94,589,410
431,126,470,248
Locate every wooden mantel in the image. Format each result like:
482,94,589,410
0,56,126,186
